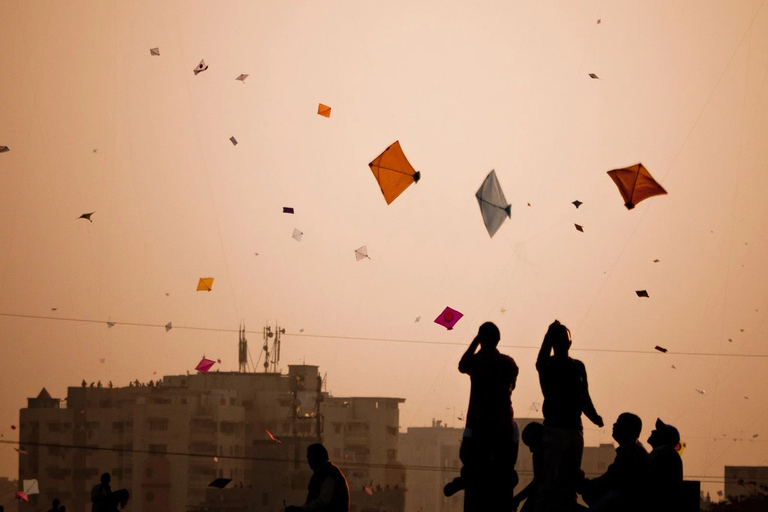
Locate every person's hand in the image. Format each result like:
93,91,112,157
594,416,604,428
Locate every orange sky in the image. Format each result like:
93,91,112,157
2,0,768,497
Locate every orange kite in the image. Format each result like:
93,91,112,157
607,163,667,210
317,103,331,118
368,141,420,205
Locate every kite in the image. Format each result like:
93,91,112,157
696,389,705,395
414,316,421,323
209,478,232,489
0,146,9,153
283,207,294,214
195,358,215,373
572,200,583,208
213,457,219,462
654,346,668,353
574,224,584,232
193,59,208,75
317,103,332,118
292,229,303,242
51,308,57,311
364,487,374,496
589,73,599,79
435,307,463,330
197,277,214,291
475,170,512,237
230,136,238,146
99,358,106,363
78,212,95,222
14,447,27,454
368,141,420,205
150,48,160,56
236,74,249,82
11,425,16,430
22,480,39,495
500,307,506,313
165,322,172,332
653,259,660,263
265,428,282,444
597,19,601,24
675,442,686,456
354,246,370,261
15,492,29,502
636,290,649,297
607,163,667,209
107,322,115,328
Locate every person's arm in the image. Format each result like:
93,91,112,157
536,321,558,371
579,363,603,427
301,476,335,512
458,336,481,374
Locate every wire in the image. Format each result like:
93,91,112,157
2,312,768,359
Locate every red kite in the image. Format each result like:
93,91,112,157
368,141,420,204
607,163,667,210
196,358,215,373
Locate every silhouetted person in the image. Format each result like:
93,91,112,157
451,322,519,512
285,443,349,512
91,473,112,512
647,418,683,512
577,413,649,511
511,422,544,512
535,320,603,512
48,499,62,512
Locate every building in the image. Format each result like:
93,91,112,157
399,417,617,512
19,367,407,512
724,466,768,500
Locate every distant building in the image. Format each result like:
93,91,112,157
18,366,407,512
724,466,768,500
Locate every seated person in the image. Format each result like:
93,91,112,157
577,413,649,511
285,444,350,512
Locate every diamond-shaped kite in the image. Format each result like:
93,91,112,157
475,170,511,237
589,73,599,79
193,59,208,75
196,358,215,373
165,322,172,332
572,200,583,208
107,322,115,328
292,229,303,242
22,479,39,495
197,278,214,292
283,207,294,214
78,212,95,222
265,428,282,444
636,290,649,298
317,103,331,118
150,48,160,56
355,246,370,261
15,491,29,502
574,224,584,232
209,478,232,489
368,141,420,205
236,74,249,82
0,146,9,153
435,307,463,330
607,163,667,210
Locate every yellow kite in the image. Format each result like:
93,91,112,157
368,141,420,205
197,278,214,291
607,163,667,210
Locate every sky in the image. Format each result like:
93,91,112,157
2,0,768,496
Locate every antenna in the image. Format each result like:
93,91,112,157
262,325,273,372
238,322,248,373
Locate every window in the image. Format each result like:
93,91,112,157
387,449,397,461
146,468,154,478
47,422,62,433
334,423,342,434
148,444,167,454
112,422,124,431
386,426,398,436
148,418,169,431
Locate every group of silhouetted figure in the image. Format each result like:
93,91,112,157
444,320,684,512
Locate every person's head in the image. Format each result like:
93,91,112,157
59,507,66,512
612,413,642,445
477,322,501,350
307,443,329,471
521,422,544,452
100,473,111,485
548,321,571,357
648,418,680,449
52,499,60,508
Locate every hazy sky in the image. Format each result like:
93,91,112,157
2,0,768,495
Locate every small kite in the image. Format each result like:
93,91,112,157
265,428,282,444
236,74,249,82
574,224,584,232
51,308,57,311
78,212,95,222
607,163,667,209
230,136,238,146
653,259,660,263
368,141,420,205
15,492,29,502
165,322,172,332
197,277,214,291
589,73,600,79
196,358,215,373
107,322,115,328
193,59,208,75
0,146,9,153
354,246,370,261
500,307,506,313
696,389,705,395
317,103,332,118
22,480,38,495
475,170,512,237
597,19,601,24
675,441,686,455
213,456,219,462
150,48,160,56
636,290,649,298
364,487,374,496
99,358,106,363
414,316,421,323
572,200,583,208
654,346,668,353
209,478,232,489
435,307,463,330
14,447,27,455
11,425,16,430
283,207,294,214
292,229,303,242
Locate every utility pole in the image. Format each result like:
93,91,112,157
261,324,285,373
238,322,248,372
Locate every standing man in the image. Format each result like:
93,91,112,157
285,443,350,512
455,322,519,512
536,320,604,512
91,473,112,512
647,419,683,512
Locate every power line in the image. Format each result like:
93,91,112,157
2,312,768,359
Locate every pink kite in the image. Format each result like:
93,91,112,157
265,428,282,444
16,491,29,502
195,358,216,373
434,307,463,330
364,487,374,496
